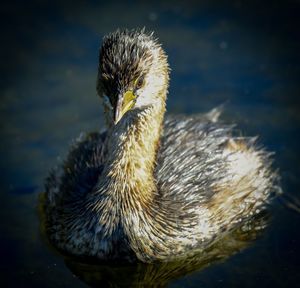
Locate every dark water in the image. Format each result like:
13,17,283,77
1,0,300,287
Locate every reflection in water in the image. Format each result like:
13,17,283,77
51,212,269,287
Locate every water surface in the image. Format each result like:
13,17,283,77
1,1,300,287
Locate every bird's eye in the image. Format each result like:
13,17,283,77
135,76,145,90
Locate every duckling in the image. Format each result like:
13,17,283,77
43,29,279,263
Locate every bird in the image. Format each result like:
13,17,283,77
43,28,280,263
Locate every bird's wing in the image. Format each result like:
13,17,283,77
155,113,234,203
45,131,107,208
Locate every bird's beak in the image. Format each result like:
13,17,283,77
114,91,136,124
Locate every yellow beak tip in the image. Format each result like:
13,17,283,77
115,90,136,124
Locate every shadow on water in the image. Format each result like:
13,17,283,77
43,212,269,287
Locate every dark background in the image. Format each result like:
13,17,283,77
0,0,300,287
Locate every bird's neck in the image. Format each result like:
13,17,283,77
101,101,165,201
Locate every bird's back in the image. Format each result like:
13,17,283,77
156,113,279,234
46,110,278,222
46,109,230,206
156,114,233,203
44,109,279,260
45,132,107,211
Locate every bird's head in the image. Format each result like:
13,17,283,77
97,29,169,126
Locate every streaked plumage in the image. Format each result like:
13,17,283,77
43,29,280,263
